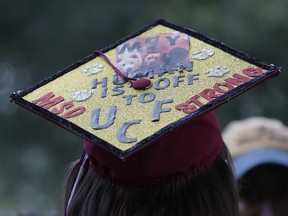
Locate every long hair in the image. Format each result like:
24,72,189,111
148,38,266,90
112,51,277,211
64,144,238,216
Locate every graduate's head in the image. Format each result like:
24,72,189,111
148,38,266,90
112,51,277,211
65,112,238,216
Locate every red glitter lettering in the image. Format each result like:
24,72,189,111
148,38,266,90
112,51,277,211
225,73,251,86
199,88,222,102
183,105,197,114
243,68,264,77
62,106,86,119
51,101,74,114
32,92,64,109
175,102,188,111
186,95,204,107
213,82,235,93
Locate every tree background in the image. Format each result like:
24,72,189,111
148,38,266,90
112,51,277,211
1,0,287,215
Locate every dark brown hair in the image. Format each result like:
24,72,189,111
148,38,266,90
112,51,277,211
64,144,238,216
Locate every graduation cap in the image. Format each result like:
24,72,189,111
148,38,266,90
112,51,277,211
11,20,280,184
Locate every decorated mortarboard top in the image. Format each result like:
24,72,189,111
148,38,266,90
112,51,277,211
11,19,280,159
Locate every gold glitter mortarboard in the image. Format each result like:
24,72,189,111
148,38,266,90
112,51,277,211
10,20,280,159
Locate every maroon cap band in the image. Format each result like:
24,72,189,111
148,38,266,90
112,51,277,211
84,111,223,185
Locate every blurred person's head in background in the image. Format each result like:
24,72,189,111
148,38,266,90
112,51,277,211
223,117,288,216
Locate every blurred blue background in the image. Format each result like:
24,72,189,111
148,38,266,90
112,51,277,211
1,0,287,215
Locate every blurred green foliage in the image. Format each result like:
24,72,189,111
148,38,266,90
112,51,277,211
1,0,287,215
